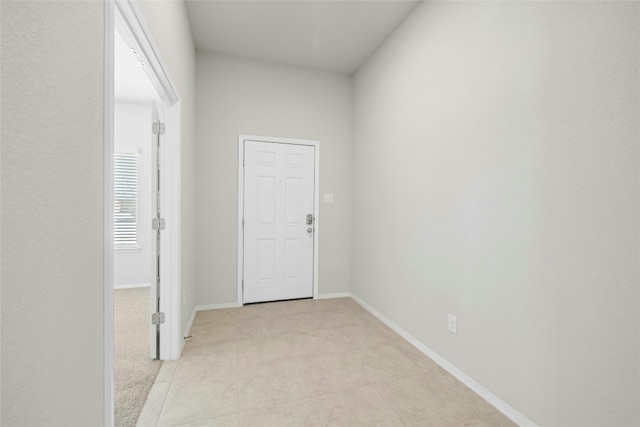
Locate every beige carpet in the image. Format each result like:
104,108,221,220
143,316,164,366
115,288,162,427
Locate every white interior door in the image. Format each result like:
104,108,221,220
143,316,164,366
149,100,163,358
243,140,316,303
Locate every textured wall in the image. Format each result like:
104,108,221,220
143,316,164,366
1,1,105,424
195,53,352,305
137,0,197,334
352,2,639,425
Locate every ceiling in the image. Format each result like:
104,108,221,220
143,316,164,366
114,30,159,104
185,0,420,75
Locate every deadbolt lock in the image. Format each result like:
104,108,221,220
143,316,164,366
306,214,313,225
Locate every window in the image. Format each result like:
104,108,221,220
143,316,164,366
114,149,139,250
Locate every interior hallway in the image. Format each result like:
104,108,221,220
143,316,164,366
2,1,638,425
137,297,515,426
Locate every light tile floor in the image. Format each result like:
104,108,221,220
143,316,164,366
137,297,516,427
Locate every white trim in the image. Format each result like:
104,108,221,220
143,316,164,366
237,135,321,305
317,292,351,299
104,2,115,426
196,303,242,311
181,305,197,354
164,101,183,361
237,139,243,307
350,294,537,427
114,283,151,290
114,1,179,105
312,141,320,300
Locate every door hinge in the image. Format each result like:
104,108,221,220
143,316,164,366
152,312,165,325
152,218,166,230
153,122,166,135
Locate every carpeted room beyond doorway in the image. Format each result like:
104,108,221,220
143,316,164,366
115,288,162,427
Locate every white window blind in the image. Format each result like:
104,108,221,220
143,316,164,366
114,149,139,249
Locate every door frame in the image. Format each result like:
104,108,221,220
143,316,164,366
105,0,183,424
237,135,320,305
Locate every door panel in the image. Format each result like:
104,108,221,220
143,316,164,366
149,101,159,359
285,178,303,224
150,100,162,359
257,177,276,225
257,239,276,281
243,140,315,303
285,239,301,280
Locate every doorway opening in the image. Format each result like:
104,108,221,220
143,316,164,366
113,26,162,425
105,1,183,425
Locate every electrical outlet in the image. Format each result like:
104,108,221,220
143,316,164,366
448,314,457,334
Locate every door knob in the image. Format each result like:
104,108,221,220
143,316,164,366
307,228,313,233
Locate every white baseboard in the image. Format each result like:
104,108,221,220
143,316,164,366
114,282,150,290
317,292,351,299
181,305,197,355
196,302,242,311
350,294,537,427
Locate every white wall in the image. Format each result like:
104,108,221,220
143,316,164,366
352,2,639,426
137,0,197,334
114,102,153,287
195,53,352,305
1,1,105,424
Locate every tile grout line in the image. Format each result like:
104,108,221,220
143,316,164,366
153,378,173,427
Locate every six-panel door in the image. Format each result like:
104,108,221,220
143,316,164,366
243,140,315,303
